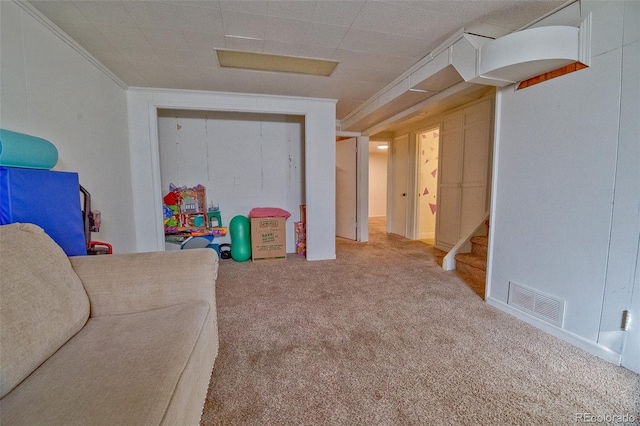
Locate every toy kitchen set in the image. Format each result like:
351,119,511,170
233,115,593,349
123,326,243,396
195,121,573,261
162,184,227,253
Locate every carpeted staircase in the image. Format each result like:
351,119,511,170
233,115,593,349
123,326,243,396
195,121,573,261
454,235,488,298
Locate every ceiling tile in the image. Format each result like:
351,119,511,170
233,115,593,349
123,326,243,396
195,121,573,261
183,32,226,67
338,28,429,59
175,1,222,9
30,1,88,24
262,40,302,57
302,22,349,49
95,22,147,44
230,69,264,93
114,39,158,63
330,49,415,75
354,1,467,41
184,31,227,50
99,59,149,86
480,1,566,30
197,67,236,91
382,1,494,21
224,36,265,52
187,50,219,68
309,0,364,27
265,17,308,44
154,47,194,66
336,99,364,119
259,73,291,94
72,1,136,26
130,60,178,88
47,20,108,50
267,1,316,21
220,0,267,15
124,2,224,35
165,64,207,89
141,29,191,52
298,44,336,60
222,10,267,39
331,64,399,83
350,1,411,34
83,43,128,65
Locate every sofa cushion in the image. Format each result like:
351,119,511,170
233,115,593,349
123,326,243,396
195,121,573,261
0,301,210,425
0,223,90,398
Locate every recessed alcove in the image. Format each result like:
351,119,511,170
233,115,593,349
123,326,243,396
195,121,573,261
157,109,305,252
126,89,337,260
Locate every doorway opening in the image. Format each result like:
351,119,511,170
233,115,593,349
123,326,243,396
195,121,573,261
416,127,440,245
368,140,389,235
336,137,358,241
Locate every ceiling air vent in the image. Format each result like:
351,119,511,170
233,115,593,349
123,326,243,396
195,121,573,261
508,281,565,327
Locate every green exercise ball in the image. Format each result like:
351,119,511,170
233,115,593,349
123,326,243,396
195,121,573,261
229,215,251,262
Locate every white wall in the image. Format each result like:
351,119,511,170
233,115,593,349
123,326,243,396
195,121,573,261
0,2,136,253
368,150,388,217
488,1,640,363
157,110,304,252
126,88,336,260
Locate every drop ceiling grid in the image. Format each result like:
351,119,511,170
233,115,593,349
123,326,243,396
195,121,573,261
27,0,567,120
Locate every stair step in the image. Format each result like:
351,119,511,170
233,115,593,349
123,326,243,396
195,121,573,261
470,236,488,246
455,252,487,271
455,252,487,291
470,236,488,257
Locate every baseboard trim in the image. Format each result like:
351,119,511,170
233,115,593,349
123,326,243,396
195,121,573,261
418,231,435,240
486,297,622,365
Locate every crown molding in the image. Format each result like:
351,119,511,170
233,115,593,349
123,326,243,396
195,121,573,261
15,1,128,90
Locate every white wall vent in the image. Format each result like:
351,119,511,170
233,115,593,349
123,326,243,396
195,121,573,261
508,281,565,327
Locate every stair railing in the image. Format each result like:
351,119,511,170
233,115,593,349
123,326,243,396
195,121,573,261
442,211,490,271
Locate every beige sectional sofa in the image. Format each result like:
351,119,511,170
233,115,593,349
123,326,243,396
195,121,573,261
0,223,219,425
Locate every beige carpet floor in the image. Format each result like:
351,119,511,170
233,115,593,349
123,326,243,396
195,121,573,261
201,220,639,425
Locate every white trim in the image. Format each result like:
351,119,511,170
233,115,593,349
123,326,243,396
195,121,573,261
578,13,592,66
486,297,622,365
336,131,361,138
356,136,369,243
485,89,503,300
127,86,336,105
14,1,127,90
126,88,337,260
147,104,164,247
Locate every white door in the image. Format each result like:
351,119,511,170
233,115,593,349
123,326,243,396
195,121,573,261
436,116,463,249
417,128,439,241
391,134,409,237
460,118,491,236
435,100,492,251
336,137,357,240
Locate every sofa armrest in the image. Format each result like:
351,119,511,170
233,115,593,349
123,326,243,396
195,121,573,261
70,249,218,317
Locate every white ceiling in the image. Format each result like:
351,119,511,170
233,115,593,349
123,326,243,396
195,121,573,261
29,0,566,125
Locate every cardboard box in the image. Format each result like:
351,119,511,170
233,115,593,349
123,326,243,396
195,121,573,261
251,217,286,262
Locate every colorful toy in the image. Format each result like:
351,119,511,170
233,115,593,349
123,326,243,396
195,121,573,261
295,221,306,257
163,184,214,232
229,215,251,262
